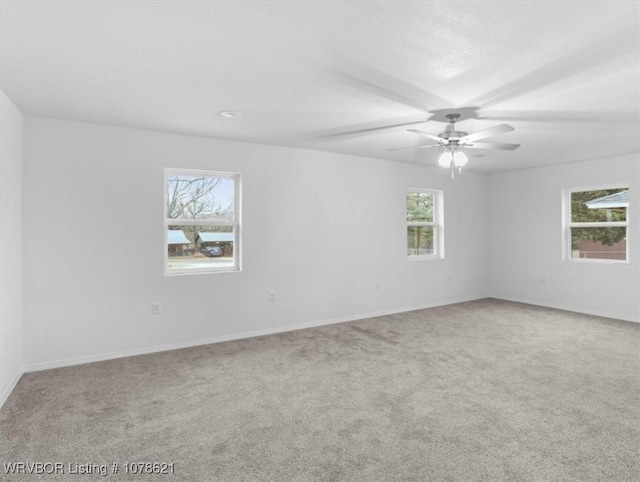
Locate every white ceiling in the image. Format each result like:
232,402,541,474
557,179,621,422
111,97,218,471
1,1,639,172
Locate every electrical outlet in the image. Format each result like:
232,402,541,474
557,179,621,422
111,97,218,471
539,276,546,283
151,303,161,315
269,291,276,302
374,281,380,290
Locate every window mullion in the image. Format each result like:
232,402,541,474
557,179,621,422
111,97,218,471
570,221,627,228
166,219,236,227
407,222,436,227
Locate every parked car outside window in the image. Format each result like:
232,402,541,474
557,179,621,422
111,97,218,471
202,246,223,257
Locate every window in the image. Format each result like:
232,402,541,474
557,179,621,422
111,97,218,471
407,189,444,260
563,186,629,262
165,169,240,274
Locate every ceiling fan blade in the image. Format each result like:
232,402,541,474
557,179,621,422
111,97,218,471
478,110,639,124
459,124,514,143
312,119,427,140
333,59,453,112
388,144,441,152
407,129,447,143
465,22,639,108
464,142,520,151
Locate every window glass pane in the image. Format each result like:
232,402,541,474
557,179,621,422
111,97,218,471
167,174,235,222
407,192,434,223
407,226,434,256
167,226,235,270
571,188,627,223
570,227,626,260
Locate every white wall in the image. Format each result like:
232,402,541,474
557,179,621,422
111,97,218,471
488,154,639,322
23,117,489,369
0,90,24,407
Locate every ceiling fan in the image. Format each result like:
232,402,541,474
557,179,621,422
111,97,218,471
389,113,520,175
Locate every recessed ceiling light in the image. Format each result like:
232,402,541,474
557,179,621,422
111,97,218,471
219,110,242,119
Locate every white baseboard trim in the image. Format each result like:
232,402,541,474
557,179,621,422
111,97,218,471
24,295,485,373
489,295,639,324
0,368,24,410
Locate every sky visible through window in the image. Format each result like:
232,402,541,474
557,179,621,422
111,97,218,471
167,175,235,221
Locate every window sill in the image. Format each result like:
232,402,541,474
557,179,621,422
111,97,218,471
164,267,241,276
408,255,444,262
563,258,629,265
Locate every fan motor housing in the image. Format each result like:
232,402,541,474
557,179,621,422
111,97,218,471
441,113,467,141
439,130,468,140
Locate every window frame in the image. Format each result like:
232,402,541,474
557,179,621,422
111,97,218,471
562,184,629,264
406,188,444,261
164,168,241,275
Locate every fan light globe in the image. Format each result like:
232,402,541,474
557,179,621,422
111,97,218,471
438,151,452,167
453,150,468,167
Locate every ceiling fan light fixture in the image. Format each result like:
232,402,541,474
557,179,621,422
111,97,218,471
438,148,468,178
438,149,468,168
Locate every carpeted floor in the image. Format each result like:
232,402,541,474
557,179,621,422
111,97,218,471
1,299,639,481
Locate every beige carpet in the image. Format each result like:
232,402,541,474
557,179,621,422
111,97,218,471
1,299,639,481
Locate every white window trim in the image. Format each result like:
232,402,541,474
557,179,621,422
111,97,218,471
164,168,241,275
407,188,444,261
562,184,629,264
